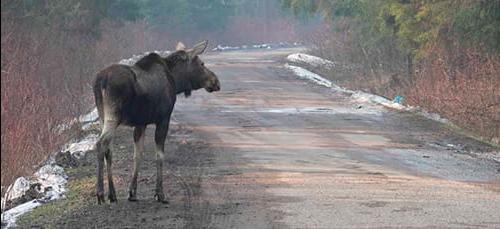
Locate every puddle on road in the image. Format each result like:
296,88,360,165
221,107,382,116
340,134,390,147
383,148,500,183
209,58,276,66
214,129,351,150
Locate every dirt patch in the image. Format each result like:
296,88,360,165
16,122,284,228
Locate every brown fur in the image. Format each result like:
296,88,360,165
92,41,220,204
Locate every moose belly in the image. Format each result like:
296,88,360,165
121,94,175,126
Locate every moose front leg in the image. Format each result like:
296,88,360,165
128,125,146,201
154,120,170,204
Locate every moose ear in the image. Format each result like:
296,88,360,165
176,42,186,51
189,40,208,57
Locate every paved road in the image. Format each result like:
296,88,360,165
19,48,500,228
172,48,500,228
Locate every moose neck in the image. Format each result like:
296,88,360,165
171,71,192,95
164,54,198,96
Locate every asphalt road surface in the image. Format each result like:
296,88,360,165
22,48,500,228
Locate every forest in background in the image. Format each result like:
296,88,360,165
1,0,312,187
282,0,499,144
2,0,499,189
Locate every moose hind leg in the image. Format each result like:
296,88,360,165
154,120,170,204
105,149,117,202
96,120,118,204
128,125,146,201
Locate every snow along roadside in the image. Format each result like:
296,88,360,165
284,57,499,162
283,54,449,123
287,53,335,69
211,42,302,52
0,123,99,228
0,49,169,228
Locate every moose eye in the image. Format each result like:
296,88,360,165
201,63,205,66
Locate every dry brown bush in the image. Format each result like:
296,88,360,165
1,21,66,186
408,47,500,143
306,27,499,143
0,18,160,187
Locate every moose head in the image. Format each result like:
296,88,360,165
166,40,220,97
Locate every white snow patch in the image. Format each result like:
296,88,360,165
417,109,449,123
54,108,98,134
473,150,500,163
212,42,302,52
284,63,450,124
34,165,68,201
119,54,142,65
287,53,335,68
118,50,171,66
212,45,240,51
350,91,406,110
2,86,100,229
1,201,41,228
79,107,98,123
81,121,98,131
53,120,78,134
253,43,271,49
284,64,333,88
62,133,99,159
1,178,30,204
1,164,67,228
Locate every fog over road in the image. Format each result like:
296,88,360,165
21,48,500,228
173,48,500,228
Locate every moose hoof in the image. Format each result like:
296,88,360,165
155,193,169,204
128,196,138,202
128,191,138,201
109,194,117,203
97,193,105,205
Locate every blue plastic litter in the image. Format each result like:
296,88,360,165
393,95,404,104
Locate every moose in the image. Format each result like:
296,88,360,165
93,41,220,204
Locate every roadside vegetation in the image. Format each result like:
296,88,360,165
1,0,309,189
3,0,497,195
282,0,500,144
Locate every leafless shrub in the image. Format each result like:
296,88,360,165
305,25,499,143
0,17,162,187
1,20,65,186
408,47,500,143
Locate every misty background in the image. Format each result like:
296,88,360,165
1,0,320,186
1,0,499,189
